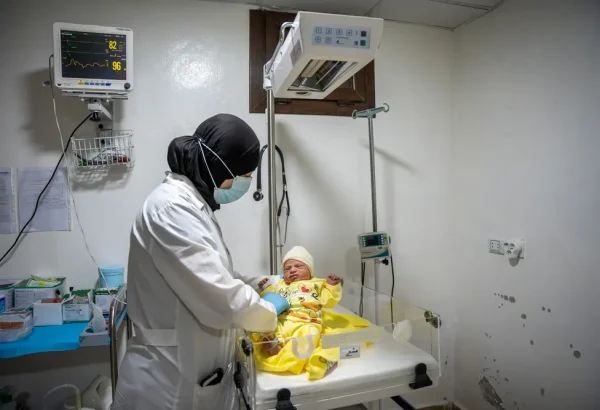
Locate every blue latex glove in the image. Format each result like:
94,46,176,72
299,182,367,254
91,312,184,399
262,292,289,315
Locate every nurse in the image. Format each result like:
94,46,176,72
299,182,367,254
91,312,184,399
112,114,283,410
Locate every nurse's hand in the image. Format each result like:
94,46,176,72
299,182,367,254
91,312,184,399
262,292,289,315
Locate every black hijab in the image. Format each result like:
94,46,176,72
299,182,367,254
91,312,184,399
167,114,260,211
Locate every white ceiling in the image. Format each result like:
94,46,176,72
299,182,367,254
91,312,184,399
207,0,506,29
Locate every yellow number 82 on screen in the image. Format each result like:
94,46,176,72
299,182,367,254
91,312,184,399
112,61,122,71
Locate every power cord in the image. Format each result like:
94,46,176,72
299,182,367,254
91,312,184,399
390,255,395,325
0,113,92,265
359,261,366,317
357,255,395,325
48,55,67,163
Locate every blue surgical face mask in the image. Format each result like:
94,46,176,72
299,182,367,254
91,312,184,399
198,140,252,205
213,176,252,204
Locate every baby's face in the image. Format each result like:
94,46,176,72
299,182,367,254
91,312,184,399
283,259,311,283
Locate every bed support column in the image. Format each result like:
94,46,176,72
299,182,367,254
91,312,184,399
390,396,417,410
275,388,297,410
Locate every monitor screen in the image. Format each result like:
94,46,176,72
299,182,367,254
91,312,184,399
60,30,127,81
364,235,381,247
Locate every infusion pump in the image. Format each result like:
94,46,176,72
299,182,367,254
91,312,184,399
358,232,390,261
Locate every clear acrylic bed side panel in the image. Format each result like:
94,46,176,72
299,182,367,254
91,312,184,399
338,280,442,372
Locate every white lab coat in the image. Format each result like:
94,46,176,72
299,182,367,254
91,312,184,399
111,173,277,410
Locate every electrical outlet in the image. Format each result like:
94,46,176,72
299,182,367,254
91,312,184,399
489,239,504,255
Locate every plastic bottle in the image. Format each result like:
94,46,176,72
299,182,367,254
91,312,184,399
91,304,105,333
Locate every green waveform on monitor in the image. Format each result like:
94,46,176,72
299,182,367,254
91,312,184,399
64,59,107,69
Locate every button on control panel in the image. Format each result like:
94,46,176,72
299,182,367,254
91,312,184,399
312,25,371,49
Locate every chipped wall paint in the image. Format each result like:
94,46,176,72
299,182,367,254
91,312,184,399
479,377,507,410
451,0,598,409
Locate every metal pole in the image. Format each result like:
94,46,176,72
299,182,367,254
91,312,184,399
263,20,293,276
126,315,133,340
352,103,389,233
109,286,128,399
126,288,133,340
367,115,380,333
109,297,119,398
267,89,278,276
367,116,378,232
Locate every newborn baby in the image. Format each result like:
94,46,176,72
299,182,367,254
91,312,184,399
255,246,342,380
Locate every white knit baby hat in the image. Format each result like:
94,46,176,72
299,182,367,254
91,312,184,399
282,246,314,276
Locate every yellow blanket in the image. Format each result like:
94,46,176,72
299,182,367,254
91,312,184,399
252,310,370,380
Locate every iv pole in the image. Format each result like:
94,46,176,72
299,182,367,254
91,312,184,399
352,103,389,234
264,22,293,276
352,103,390,324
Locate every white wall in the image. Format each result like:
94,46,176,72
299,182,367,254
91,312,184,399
0,1,455,408
451,0,599,409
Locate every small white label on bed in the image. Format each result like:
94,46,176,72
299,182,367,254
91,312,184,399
340,345,360,359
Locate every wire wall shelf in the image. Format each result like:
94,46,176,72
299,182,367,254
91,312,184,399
71,130,134,169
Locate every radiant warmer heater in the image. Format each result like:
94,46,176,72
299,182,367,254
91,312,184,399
265,12,384,99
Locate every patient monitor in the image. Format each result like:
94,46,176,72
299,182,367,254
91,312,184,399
53,22,134,97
